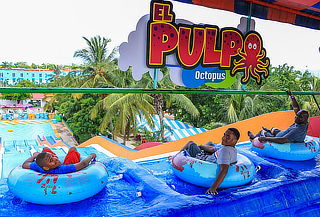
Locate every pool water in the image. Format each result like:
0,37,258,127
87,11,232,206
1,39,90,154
0,120,56,178
0,120,55,141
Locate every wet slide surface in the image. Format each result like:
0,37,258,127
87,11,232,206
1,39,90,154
1,144,320,216
1,111,320,216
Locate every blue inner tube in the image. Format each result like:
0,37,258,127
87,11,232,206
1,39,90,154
7,161,108,204
251,137,320,161
170,151,256,188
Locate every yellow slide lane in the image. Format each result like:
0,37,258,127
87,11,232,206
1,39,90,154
79,111,295,160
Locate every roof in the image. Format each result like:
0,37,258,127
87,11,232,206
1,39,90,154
173,0,320,30
31,93,45,99
136,115,207,141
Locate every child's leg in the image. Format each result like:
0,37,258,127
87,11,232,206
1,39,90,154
42,147,56,155
63,147,81,165
271,127,281,136
181,141,197,151
205,141,215,146
185,143,202,158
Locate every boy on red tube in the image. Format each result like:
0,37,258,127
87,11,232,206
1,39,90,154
22,147,96,174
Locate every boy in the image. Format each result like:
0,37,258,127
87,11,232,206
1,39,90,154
248,91,308,144
180,128,240,195
22,146,96,174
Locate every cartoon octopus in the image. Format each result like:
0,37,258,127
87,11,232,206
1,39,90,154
231,33,270,84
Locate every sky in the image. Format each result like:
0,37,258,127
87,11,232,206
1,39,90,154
0,0,319,74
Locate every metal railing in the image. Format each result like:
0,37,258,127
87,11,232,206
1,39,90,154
0,87,319,96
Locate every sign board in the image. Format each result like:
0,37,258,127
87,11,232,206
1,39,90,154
119,0,270,87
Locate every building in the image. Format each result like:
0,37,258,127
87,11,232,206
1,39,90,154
0,68,69,85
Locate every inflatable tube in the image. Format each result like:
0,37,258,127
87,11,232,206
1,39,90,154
170,151,256,188
251,137,320,161
7,162,108,204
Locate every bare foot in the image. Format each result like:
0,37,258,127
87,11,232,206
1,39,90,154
247,131,255,141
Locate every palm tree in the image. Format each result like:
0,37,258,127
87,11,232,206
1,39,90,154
90,69,156,144
73,36,118,89
138,68,200,138
1,61,12,68
90,67,200,144
91,93,155,145
220,78,270,123
300,75,320,116
47,65,62,82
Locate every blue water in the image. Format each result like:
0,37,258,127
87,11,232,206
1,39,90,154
0,121,56,178
1,133,320,216
0,120,54,141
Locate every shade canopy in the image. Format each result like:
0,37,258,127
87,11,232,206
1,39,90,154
136,115,207,141
173,0,320,30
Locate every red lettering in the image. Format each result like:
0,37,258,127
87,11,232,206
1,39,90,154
152,3,173,22
203,27,221,65
178,27,205,67
163,5,172,21
148,22,178,66
221,30,242,67
153,3,163,21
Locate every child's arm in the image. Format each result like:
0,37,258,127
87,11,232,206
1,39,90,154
199,145,217,153
205,164,229,195
22,152,40,169
74,153,97,171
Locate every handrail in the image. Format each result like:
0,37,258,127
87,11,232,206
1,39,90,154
0,87,319,95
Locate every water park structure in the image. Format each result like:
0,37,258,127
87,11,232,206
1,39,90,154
0,0,320,216
0,110,320,216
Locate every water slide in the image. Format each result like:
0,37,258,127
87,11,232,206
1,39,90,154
1,110,320,216
1,140,41,178
45,135,56,145
79,110,296,160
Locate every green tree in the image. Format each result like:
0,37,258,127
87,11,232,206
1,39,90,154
14,62,30,68
135,68,200,138
1,61,13,68
0,80,36,103
90,69,156,144
298,73,320,116
53,94,103,143
73,36,118,89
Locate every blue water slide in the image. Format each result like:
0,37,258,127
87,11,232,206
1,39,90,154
2,113,13,120
18,113,28,119
50,147,67,158
14,140,27,150
45,136,56,145
43,113,49,119
2,141,31,178
76,147,109,160
25,139,41,150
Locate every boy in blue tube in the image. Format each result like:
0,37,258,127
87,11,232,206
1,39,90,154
179,128,240,195
22,146,96,174
248,91,309,144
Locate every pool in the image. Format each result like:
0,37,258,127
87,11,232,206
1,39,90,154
0,120,56,178
0,120,55,141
